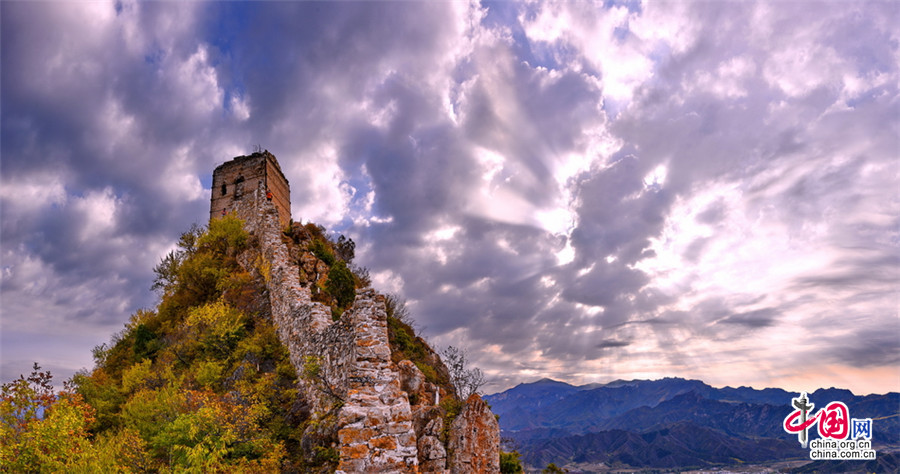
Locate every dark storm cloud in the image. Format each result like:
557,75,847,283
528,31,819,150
715,309,778,329
596,339,631,349
824,323,900,368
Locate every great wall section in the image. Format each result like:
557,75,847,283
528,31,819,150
212,152,500,472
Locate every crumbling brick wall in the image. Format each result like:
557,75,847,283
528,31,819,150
219,157,499,473
210,151,291,229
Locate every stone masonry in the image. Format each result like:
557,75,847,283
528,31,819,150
213,152,499,472
210,151,291,229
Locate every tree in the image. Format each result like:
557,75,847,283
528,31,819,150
152,224,207,296
1,363,150,471
500,450,524,473
335,234,355,263
198,214,248,258
73,219,304,469
326,260,356,309
384,294,411,325
543,463,567,473
441,345,486,400
152,250,182,296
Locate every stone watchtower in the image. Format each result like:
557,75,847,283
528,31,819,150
210,151,291,228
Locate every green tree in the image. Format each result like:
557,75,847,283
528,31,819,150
1,364,151,472
198,214,248,258
500,450,524,473
152,223,205,296
543,462,567,473
152,250,182,296
326,260,356,309
309,238,335,267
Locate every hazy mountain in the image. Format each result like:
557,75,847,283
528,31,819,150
516,421,805,469
485,377,900,471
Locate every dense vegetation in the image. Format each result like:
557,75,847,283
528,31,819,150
283,222,366,320
1,214,508,472
1,215,352,472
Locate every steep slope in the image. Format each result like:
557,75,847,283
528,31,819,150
487,377,714,433
58,155,500,473
231,178,500,472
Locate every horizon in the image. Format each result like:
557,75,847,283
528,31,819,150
2,1,898,397
485,375,899,398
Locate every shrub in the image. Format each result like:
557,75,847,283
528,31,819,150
199,214,248,258
500,450,524,473
326,261,356,309
439,396,463,442
309,239,335,267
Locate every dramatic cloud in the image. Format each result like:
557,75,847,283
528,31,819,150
2,1,897,396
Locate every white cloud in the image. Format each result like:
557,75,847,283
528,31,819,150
0,173,67,213
522,1,654,104
694,57,756,99
71,188,120,242
285,142,349,228
230,94,251,121
171,45,223,115
2,1,896,397
163,146,206,202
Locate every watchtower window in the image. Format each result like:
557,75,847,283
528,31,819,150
220,184,227,196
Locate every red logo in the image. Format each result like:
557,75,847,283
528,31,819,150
784,394,855,447
817,401,849,440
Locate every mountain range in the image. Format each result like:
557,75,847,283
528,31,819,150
484,377,899,472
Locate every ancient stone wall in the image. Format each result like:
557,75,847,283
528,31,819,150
263,155,291,228
231,186,419,470
220,158,499,473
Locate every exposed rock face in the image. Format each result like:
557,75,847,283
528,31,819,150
448,394,501,473
413,406,448,473
221,165,499,473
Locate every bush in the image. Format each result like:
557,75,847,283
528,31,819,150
325,261,356,309
199,214,249,257
500,450,524,473
309,239,335,267
439,396,463,443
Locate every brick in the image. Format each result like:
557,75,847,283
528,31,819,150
369,435,398,451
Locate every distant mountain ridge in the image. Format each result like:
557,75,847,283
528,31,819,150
484,377,899,471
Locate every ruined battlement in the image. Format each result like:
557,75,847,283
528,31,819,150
210,151,291,229
209,152,500,472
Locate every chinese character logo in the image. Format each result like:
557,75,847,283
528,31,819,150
818,401,849,440
783,392,877,460
783,392,816,447
852,418,873,440
784,394,875,446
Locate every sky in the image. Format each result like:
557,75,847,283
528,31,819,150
1,1,897,396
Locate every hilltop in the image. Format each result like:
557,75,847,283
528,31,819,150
1,152,502,472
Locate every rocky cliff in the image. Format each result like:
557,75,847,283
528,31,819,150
230,182,499,472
